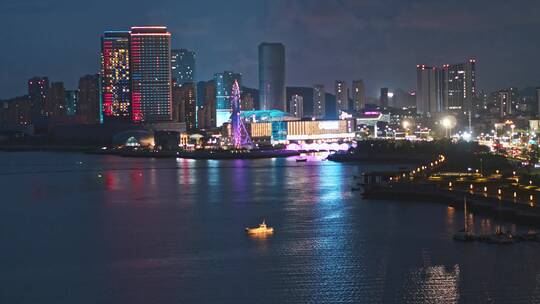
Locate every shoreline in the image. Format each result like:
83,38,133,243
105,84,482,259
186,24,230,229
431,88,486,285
0,144,301,160
361,182,540,227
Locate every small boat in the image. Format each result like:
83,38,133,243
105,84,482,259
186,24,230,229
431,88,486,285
516,230,538,241
454,229,475,241
484,227,514,244
246,220,274,235
296,158,307,162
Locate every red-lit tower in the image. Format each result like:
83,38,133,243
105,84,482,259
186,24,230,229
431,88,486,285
130,26,172,122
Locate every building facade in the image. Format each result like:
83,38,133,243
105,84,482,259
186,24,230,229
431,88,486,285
416,65,441,115
28,76,49,119
215,71,242,127
289,94,304,118
65,90,78,117
249,119,355,142
352,80,366,112
130,26,172,122
441,59,476,113
258,42,286,111
335,81,348,113
380,88,389,107
77,74,101,124
313,85,325,118
0,96,32,125
537,87,540,119
46,82,66,119
171,49,196,85
241,92,255,111
203,81,216,129
101,31,131,121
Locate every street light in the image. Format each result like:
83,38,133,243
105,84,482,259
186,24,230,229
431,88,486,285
441,115,457,138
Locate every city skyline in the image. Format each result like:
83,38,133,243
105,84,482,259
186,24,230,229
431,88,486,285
1,0,540,99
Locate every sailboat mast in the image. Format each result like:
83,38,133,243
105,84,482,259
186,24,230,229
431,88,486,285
464,196,468,231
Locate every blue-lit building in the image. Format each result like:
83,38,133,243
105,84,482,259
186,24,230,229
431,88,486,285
171,49,196,86
215,71,242,127
240,110,296,123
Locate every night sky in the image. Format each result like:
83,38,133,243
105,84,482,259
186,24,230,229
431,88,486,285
1,0,540,99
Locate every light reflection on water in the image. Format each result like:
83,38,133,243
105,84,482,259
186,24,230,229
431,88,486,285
1,152,540,303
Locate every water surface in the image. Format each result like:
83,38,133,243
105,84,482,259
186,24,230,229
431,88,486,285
1,152,539,303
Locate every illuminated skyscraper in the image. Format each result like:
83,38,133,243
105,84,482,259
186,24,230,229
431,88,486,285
101,31,131,121
335,81,348,112
171,49,196,86
313,85,325,118
28,76,49,118
441,59,476,113
289,94,304,118
259,42,286,111
130,26,172,122
215,71,242,127
352,80,365,112
416,65,441,115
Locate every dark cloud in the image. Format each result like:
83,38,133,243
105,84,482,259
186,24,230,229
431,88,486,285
0,0,539,99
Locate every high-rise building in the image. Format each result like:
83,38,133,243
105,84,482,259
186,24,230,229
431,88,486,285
65,90,78,117
441,59,476,113
536,87,540,119
171,49,196,86
182,83,197,130
130,26,172,122
0,96,32,125
172,86,183,123
259,42,286,111
416,65,441,115
241,92,255,111
352,80,366,112
380,88,389,107
77,74,101,124
100,31,131,122
313,85,325,118
28,76,49,119
172,83,196,129
335,81,348,113
289,94,304,118
215,71,242,127
495,88,518,118
204,80,216,129
496,90,511,118
46,82,66,119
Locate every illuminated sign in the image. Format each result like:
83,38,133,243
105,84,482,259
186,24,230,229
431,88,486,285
318,121,339,130
363,111,380,115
